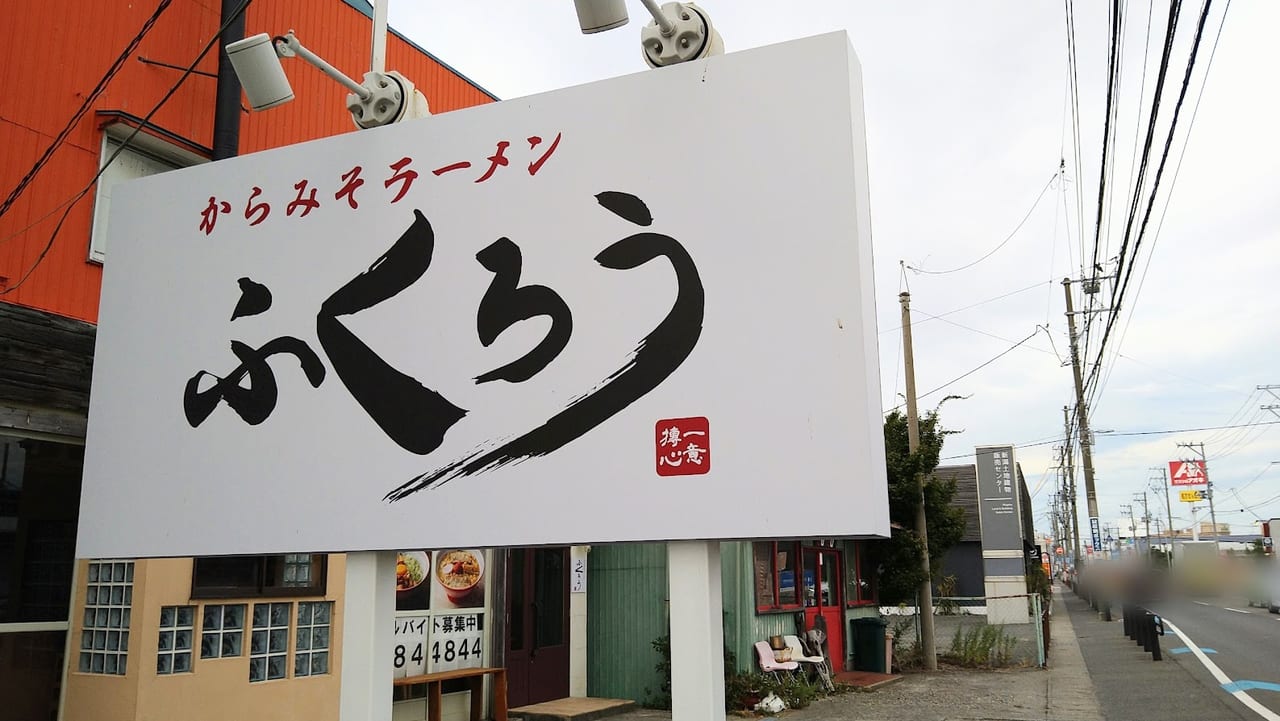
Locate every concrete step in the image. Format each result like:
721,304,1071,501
510,697,636,721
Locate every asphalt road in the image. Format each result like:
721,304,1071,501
1149,594,1280,720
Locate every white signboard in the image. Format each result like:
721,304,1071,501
392,612,430,679
428,612,484,673
79,32,887,558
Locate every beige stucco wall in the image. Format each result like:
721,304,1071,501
63,556,345,721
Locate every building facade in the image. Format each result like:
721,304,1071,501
0,2,493,719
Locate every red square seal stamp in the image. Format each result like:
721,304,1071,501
655,417,710,476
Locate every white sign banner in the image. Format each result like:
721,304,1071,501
428,612,484,673
392,612,430,679
79,32,887,557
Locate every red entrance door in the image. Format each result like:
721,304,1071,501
801,547,844,671
505,548,570,707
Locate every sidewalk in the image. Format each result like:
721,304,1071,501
1061,587,1248,721
607,586,1103,721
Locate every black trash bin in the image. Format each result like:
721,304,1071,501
851,616,889,673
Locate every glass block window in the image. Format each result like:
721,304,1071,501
250,602,291,682
201,604,246,659
282,554,313,588
157,606,195,674
79,560,133,675
294,601,332,677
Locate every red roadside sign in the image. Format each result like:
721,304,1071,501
1168,459,1208,486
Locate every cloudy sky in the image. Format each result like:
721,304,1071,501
385,1,1279,546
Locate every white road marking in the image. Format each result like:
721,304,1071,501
1164,619,1280,721
1225,607,1251,614
1194,601,1213,607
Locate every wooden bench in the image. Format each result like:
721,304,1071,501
394,667,508,721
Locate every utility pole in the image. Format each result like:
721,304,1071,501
1151,466,1174,567
1177,442,1220,555
899,291,937,670
1063,280,1101,562
1260,385,1280,418
1121,504,1135,555
1134,491,1151,561
1062,407,1082,569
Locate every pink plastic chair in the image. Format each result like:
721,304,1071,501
754,641,800,681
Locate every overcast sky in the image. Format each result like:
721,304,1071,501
386,1,1280,546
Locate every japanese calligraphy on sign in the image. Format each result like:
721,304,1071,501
79,32,888,558
571,547,587,594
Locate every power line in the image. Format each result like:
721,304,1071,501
1063,0,1088,277
885,327,1042,413
938,418,1280,462
1087,0,1221,406
878,280,1053,335
906,171,1059,275
1,0,252,295
911,312,1059,358
0,0,175,224
1090,0,1124,274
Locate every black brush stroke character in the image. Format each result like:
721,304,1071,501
385,192,703,500
473,237,573,384
316,209,467,455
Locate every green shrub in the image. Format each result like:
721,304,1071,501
944,624,1017,667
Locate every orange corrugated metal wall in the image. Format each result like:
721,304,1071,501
0,0,495,323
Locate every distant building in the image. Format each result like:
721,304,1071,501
931,461,1036,602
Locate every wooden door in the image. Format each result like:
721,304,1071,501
504,547,570,707
802,547,845,671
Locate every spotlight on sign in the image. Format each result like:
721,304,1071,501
226,31,429,129
574,0,630,33
573,1,723,67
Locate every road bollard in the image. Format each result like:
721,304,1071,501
1122,603,1132,638
1136,609,1147,648
1148,612,1163,662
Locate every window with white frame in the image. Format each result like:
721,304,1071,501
89,134,182,263
157,605,195,674
294,601,332,677
79,560,133,675
200,603,246,659
249,602,291,682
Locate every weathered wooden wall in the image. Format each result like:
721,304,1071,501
0,303,94,436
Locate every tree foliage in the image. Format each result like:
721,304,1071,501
870,408,966,605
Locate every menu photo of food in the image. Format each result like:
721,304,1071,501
431,549,485,610
395,551,432,611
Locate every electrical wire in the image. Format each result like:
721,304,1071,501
1090,0,1124,276
878,280,1053,335
1,0,252,295
1091,0,1234,407
1225,461,1280,495
911,312,1059,359
906,171,1059,276
0,0,175,225
1063,0,1088,278
1087,0,1221,410
884,327,1042,414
